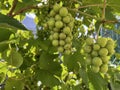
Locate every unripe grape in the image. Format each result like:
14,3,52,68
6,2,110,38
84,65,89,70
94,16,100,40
85,38,94,45
106,45,115,55
52,32,59,39
47,19,55,27
99,48,108,56
64,44,71,49
58,46,64,53
85,55,92,65
100,64,108,73
59,40,65,46
93,44,100,51
101,56,110,63
97,37,107,47
59,7,68,17
65,37,72,43
49,10,56,17
92,57,102,66
53,28,60,32
68,22,74,29
59,33,66,39
84,45,92,53
55,14,62,21
64,49,71,55
52,40,59,46
91,66,100,73
107,39,115,46
63,27,71,35
63,16,71,23
91,50,98,57
53,4,61,12
55,21,63,29
49,35,53,40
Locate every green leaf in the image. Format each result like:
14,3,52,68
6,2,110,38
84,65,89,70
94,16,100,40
35,69,61,87
3,49,23,68
63,52,81,72
88,71,107,90
0,27,13,42
0,13,27,30
38,52,61,75
5,78,24,90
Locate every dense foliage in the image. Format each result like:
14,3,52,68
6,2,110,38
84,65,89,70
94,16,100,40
0,0,120,90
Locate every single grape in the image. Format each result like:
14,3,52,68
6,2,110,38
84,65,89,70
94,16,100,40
59,33,66,39
97,37,107,47
55,21,63,29
83,45,92,53
63,26,71,35
91,66,100,73
86,38,94,45
92,57,102,66
100,64,108,73
93,44,100,51
52,40,59,46
59,7,68,17
58,46,64,53
99,48,108,56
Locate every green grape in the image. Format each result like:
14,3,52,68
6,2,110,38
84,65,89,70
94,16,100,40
97,37,107,47
65,36,71,43
91,50,98,57
84,45,92,53
52,32,59,39
63,26,71,35
91,66,100,73
59,40,65,46
99,48,108,56
64,49,71,55
85,55,92,65
107,39,115,46
49,10,56,17
52,40,59,46
47,19,55,28
92,57,102,66
85,38,94,45
55,21,63,29
101,56,110,63
59,7,68,17
68,22,74,29
55,14,62,21
93,44,100,51
59,33,66,39
100,64,108,73
64,44,71,49
106,45,115,55
53,28,60,32
63,16,71,23
49,35,53,40
53,4,61,12
58,46,64,53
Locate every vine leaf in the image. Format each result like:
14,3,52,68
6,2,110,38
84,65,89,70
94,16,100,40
5,78,24,90
0,13,27,30
3,49,23,68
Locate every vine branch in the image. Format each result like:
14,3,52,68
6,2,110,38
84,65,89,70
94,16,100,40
12,5,48,17
102,0,107,20
7,0,18,17
78,4,103,9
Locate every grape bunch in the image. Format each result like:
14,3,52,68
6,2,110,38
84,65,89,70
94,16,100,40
84,37,115,73
47,4,74,55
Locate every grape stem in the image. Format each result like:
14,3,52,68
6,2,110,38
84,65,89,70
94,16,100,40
96,24,103,39
7,0,18,17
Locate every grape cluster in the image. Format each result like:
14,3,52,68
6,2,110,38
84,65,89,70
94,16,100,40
47,4,74,55
84,37,115,73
